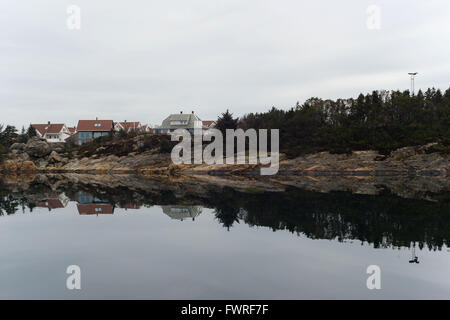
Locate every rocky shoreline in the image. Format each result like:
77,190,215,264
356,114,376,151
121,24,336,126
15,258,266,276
0,137,449,201
1,137,448,177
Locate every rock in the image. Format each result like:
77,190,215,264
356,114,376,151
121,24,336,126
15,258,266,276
24,137,51,157
10,143,25,151
36,159,49,169
18,153,30,161
0,159,36,172
21,161,37,171
416,142,439,154
48,151,63,163
50,142,65,153
390,146,416,160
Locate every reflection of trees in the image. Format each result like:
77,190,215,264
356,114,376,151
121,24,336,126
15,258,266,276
208,188,240,230
205,187,450,250
0,194,20,216
1,179,449,250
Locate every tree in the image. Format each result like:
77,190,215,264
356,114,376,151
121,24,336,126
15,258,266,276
215,109,238,136
26,125,37,139
0,125,18,147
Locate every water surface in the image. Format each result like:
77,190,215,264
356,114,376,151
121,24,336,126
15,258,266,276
0,177,449,299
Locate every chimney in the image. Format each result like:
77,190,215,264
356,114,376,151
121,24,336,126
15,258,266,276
96,117,98,120
180,111,183,114
48,121,50,125
124,120,127,123
191,111,194,114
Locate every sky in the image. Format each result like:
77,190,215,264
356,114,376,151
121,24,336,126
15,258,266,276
1,0,450,129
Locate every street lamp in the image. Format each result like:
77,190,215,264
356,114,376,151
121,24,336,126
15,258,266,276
408,72,418,95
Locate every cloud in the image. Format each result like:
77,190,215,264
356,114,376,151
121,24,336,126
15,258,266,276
1,0,450,128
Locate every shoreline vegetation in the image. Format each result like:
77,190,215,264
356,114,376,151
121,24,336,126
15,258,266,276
0,88,449,177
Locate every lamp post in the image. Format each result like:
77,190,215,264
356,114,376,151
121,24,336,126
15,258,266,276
408,72,418,95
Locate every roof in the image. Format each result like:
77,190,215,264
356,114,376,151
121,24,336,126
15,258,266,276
202,120,216,128
119,122,141,132
67,127,77,134
35,199,65,209
160,113,202,130
119,204,142,209
77,204,114,215
77,120,114,132
32,123,65,136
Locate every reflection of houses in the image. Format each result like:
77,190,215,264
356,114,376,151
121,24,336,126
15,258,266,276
119,204,142,210
35,193,70,211
77,203,114,215
75,191,109,204
74,190,114,215
161,205,202,221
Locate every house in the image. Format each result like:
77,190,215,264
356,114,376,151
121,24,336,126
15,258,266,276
31,122,72,142
77,203,114,215
114,121,142,133
154,111,203,134
119,204,142,210
67,127,77,135
161,205,202,221
35,193,70,211
202,120,216,129
141,125,153,133
75,119,114,145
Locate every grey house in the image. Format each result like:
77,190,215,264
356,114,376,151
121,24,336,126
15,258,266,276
161,205,203,221
154,111,203,134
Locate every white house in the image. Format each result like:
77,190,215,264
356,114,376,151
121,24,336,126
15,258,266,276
31,123,72,143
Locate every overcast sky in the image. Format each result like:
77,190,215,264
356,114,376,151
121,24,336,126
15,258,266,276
1,0,450,129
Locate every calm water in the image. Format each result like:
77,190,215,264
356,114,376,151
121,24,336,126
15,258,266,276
0,178,449,299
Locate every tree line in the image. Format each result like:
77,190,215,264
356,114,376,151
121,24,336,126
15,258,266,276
216,87,450,157
0,125,37,162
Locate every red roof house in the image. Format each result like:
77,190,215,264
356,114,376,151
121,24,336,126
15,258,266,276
77,204,114,215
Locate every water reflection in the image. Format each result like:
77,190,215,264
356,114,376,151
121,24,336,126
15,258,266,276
36,193,69,210
162,205,202,221
0,178,449,251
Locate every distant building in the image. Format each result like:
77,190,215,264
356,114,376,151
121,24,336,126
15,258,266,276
161,205,203,221
35,193,70,210
67,127,77,135
114,121,142,133
75,119,114,145
119,204,142,210
74,190,109,204
202,120,216,129
77,203,114,215
154,111,203,134
141,125,153,133
31,122,72,142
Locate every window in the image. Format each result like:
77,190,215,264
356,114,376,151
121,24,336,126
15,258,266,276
80,132,92,139
170,120,187,125
94,123,101,127
95,208,102,212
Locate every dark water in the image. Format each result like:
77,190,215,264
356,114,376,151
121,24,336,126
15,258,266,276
0,178,449,299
